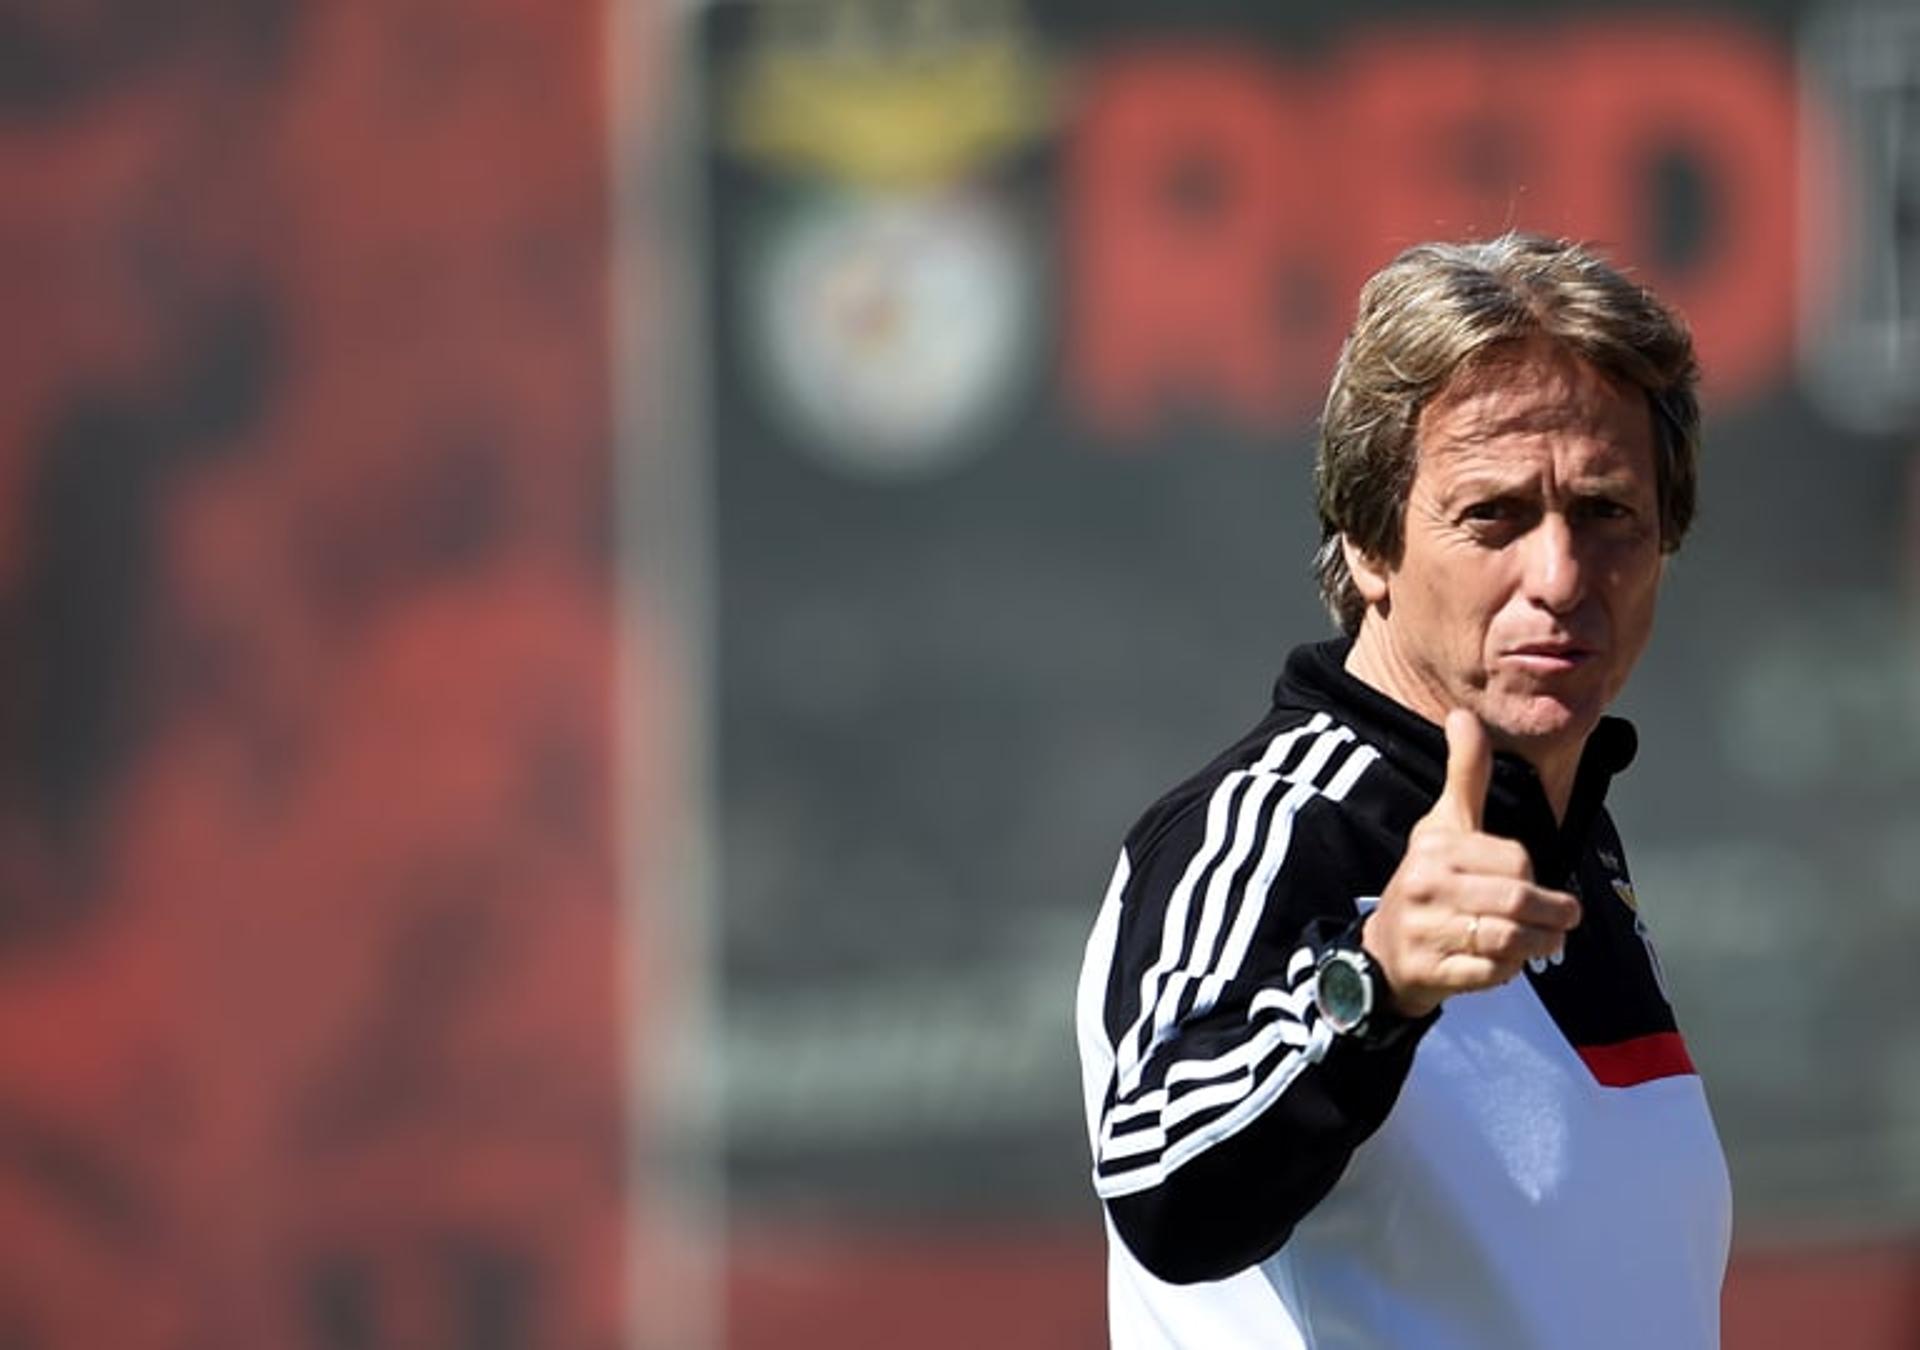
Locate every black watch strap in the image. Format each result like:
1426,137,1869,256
1315,916,1423,1050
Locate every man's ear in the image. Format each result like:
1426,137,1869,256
1342,535,1392,607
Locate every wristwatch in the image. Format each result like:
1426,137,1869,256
1312,929,1416,1048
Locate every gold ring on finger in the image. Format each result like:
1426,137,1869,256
1465,914,1481,955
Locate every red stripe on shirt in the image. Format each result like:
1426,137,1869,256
1577,1032,1696,1088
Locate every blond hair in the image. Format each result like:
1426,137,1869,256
1314,233,1700,634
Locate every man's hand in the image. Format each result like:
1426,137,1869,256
1362,709,1582,1018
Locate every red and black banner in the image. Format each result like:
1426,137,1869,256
0,2,634,1345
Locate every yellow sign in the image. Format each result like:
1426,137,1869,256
728,0,1051,190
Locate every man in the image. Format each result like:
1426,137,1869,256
1075,234,1730,1348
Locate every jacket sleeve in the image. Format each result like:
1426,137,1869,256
1081,787,1436,1285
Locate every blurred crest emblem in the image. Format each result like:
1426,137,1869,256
1613,877,1674,1000
723,0,1052,477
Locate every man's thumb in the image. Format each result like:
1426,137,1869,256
1433,708,1492,831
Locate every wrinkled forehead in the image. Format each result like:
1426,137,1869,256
1428,334,1633,417
1412,336,1659,489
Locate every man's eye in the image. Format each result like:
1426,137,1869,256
1462,500,1514,523
1577,499,1634,523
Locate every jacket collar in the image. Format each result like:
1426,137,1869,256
1274,638,1637,881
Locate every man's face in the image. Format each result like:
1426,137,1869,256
1347,336,1665,770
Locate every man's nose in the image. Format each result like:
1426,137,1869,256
1521,515,1585,612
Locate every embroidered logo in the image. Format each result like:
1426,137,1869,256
1609,876,1673,1001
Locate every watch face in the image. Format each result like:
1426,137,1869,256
1315,951,1372,1034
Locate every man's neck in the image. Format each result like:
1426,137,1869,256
1343,626,1580,823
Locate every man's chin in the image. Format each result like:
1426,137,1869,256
1481,692,1601,752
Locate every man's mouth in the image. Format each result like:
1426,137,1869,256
1504,642,1596,671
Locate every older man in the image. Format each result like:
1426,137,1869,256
1076,235,1729,1348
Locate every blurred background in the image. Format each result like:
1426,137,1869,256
2,0,1917,1346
